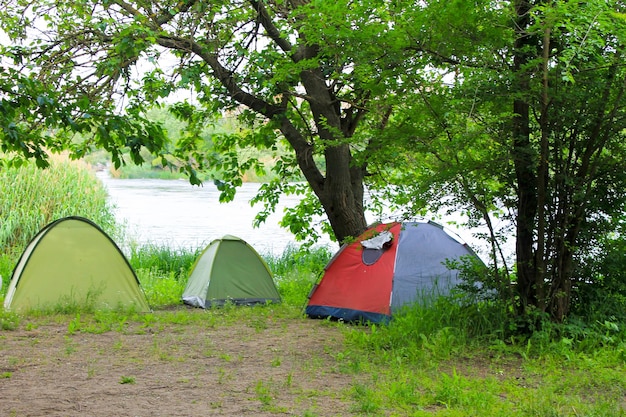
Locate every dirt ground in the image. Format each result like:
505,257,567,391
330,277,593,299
0,311,357,417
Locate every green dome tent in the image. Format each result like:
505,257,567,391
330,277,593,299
182,235,281,308
3,216,150,312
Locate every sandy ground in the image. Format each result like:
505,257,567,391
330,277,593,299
0,312,357,417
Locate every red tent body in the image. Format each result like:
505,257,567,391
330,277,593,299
306,221,480,323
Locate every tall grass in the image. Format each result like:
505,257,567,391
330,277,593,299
347,294,626,363
127,243,201,307
264,244,331,307
343,297,502,363
0,159,119,252
0,159,120,297
127,243,200,277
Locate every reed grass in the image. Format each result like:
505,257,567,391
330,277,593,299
0,159,121,296
0,159,119,254
263,244,331,307
127,243,201,277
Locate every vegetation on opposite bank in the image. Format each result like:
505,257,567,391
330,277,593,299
1,160,625,416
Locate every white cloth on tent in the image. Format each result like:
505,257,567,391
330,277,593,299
360,230,393,249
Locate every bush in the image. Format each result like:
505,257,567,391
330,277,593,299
572,233,626,323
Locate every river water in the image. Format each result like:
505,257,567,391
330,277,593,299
97,172,509,261
97,172,336,256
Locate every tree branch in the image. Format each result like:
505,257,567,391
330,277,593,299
248,0,292,53
156,34,324,188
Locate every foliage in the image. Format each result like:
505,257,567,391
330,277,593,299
1,0,407,244
107,107,286,181
363,0,626,321
571,217,626,322
111,164,187,180
0,50,169,172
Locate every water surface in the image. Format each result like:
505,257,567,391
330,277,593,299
98,172,334,256
98,173,508,262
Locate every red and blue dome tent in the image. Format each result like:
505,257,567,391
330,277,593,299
305,221,482,324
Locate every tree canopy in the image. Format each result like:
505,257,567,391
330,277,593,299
2,0,626,322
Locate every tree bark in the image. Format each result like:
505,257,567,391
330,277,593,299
512,0,538,315
297,53,368,243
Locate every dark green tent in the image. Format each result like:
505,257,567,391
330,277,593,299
182,235,280,308
3,216,150,312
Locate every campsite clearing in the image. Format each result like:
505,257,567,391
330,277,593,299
0,308,353,416
2,307,626,416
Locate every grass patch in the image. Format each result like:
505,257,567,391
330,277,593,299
119,375,136,384
0,309,20,330
1,296,625,416
265,244,331,307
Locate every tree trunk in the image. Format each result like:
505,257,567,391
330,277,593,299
297,61,368,243
277,113,368,244
271,58,368,243
534,25,552,312
320,144,367,243
512,0,537,315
